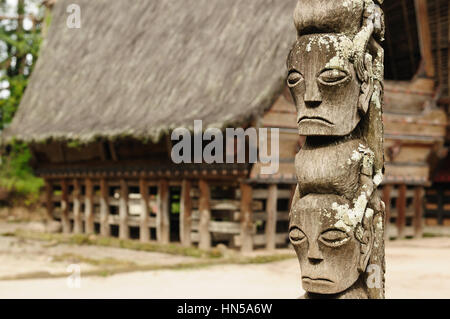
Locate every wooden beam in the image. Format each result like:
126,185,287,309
435,0,442,86
157,179,170,244
240,183,253,253
414,0,436,78
60,179,71,233
139,178,150,243
396,184,407,239
413,186,424,238
180,179,192,247
401,0,418,75
382,184,392,240
265,184,278,250
99,178,110,237
73,179,83,234
119,179,129,239
198,179,211,250
44,179,54,221
84,178,94,234
57,143,65,162
98,142,107,162
108,141,118,162
165,134,173,160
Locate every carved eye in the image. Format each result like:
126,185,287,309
319,229,350,247
318,69,349,85
289,227,306,243
287,71,304,87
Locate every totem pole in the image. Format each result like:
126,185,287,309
288,0,385,299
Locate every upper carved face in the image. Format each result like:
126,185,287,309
289,194,372,295
294,0,364,37
287,34,362,136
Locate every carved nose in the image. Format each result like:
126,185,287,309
304,81,322,108
307,243,323,264
305,100,321,108
308,257,323,265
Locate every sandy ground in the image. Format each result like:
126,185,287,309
0,232,449,299
0,236,199,279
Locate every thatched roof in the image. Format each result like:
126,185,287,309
3,0,297,143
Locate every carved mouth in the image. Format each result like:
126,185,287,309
302,276,334,284
298,116,334,126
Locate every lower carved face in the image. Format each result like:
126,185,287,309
289,194,363,295
287,34,362,136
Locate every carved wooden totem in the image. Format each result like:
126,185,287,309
288,0,385,299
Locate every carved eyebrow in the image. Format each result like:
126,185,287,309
320,228,347,235
318,66,349,74
288,68,302,74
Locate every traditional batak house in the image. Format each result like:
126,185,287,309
382,0,449,236
2,0,448,250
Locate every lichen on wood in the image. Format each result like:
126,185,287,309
288,0,385,299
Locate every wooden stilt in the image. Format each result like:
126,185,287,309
198,179,211,250
73,179,82,234
382,184,392,240
240,183,253,253
99,178,110,237
265,184,278,250
60,179,71,233
397,184,407,239
44,179,54,221
157,179,169,244
84,178,94,234
119,179,129,239
413,186,424,238
180,180,192,247
139,178,150,243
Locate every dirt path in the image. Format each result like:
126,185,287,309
0,236,449,299
0,235,201,280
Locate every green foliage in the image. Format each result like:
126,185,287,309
67,140,83,149
0,1,45,200
0,140,43,200
0,75,28,129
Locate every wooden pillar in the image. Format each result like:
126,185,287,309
382,184,392,240
84,178,94,234
180,179,192,247
413,186,424,238
119,179,129,240
157,179,169,244
99,178,110,237
240,182,253,253
396,184,407,239
265,184,278,250
414,0,435,78
198,179,211,250
139,178,150,243
44,179,54,221
73,179,82,234
60,179,71,233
